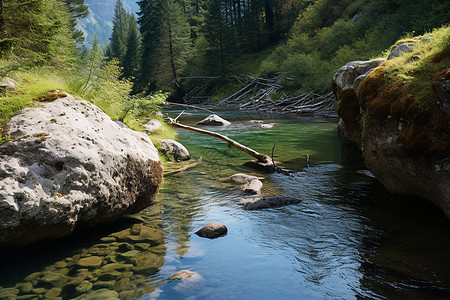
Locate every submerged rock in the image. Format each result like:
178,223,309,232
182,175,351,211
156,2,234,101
195,114,231,126
242,196,301,210
157,139,190,161
0,94,163,251
195,222,227,239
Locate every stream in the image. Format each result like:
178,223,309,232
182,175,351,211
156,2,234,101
0,110,449,300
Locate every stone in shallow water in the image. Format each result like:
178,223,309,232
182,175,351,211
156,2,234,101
17,282,32,293
195,114,231,126
241,179,263,194
230,173,258,183
77,256,102,269
242,195,301,210
45,287,62,299
101,263,134,272
38,272,69,288
79,288,119,300
93,280,115,289
75,281,93,293
195,222,227,239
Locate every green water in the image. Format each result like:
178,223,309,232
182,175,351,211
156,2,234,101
1,110,449,299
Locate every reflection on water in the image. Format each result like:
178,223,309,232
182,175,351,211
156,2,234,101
1,110,449,299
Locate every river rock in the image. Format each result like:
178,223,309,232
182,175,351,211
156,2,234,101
230,173,258,183
241,179,263,194
76,288,119,300
195,221,227,239
260,123,275,129
242,196,301,210
195,114,231,126
77,256,102,269
75,281,93,293
38,272,69,288
0,94,163,251
157,139,190,161
143,119,162,133
0,77,15,89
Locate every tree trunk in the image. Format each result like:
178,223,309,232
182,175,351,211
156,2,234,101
167,16,178,86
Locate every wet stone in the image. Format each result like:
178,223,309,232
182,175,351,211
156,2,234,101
24,272,41,282
75,281,93,293
32,288,46,294
97,270,122,281
93,280,115,289
101,263,134,272
77,256,102,269
131,224,142,235
45,287,62,298
0,287,19,296
79,288,119,300
122,271,133,278
117,243,134,252
135,243,150,251
38,272,69,288
100,237,116,243
113,278,130,291
17,282,32,293
195,222,228,239
119,250,141,261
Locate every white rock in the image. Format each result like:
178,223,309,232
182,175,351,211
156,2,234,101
143,119,162,133
0,77,15,89
156,139,190,161
0,94,163,251
241,179,263,194
195,114,231,126
230,173,258,183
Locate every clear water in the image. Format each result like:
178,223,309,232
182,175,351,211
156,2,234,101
1,110,449,300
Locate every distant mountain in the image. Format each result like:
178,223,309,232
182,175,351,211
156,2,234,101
78,0,139,48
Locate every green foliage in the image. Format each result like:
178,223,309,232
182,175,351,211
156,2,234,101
1,0,79,65
383,26,450,107
260,0,450,93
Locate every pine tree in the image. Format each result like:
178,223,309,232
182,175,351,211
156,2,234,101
123,15,141,79
61,0,89,43
138,0,191,91
110,0,130,63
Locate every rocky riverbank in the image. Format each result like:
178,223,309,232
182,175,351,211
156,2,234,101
333,37,450,218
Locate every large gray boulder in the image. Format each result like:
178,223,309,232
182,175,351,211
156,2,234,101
0,94,163,251
195,114,231,126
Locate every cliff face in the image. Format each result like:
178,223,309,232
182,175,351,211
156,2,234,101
333,38,450,218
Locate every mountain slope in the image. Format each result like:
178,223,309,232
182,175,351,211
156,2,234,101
78,0,139,47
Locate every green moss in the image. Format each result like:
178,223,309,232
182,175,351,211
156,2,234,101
357,26,450,158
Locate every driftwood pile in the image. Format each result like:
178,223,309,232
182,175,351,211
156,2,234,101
184,75,337,118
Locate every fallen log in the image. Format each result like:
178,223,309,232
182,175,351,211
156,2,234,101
168,113,274,172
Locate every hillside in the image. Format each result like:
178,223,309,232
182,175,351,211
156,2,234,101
78,0,139,47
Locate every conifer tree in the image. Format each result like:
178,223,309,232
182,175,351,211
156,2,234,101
123,15,141,79
61,0,89,43
110,0,130,63
138,0,191,91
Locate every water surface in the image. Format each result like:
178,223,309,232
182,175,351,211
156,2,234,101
0,110,449,299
